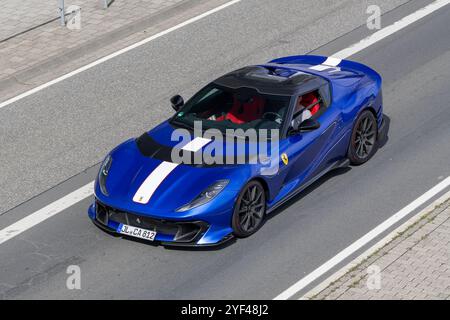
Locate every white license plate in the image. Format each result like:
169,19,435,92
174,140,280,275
118,224,157,241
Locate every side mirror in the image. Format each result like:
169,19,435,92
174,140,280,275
170,95,184,112
299,118,320,131
290,115,302,132
289,116,320,135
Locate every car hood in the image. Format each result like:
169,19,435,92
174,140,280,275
95,138,257,219
137,120,279,164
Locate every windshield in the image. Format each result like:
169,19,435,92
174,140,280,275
170,84,291,132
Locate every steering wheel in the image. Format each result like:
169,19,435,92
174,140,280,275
262,112,283,123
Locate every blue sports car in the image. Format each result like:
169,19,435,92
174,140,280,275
88,55,386,247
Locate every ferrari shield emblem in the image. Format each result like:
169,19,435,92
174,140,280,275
281,153,289,165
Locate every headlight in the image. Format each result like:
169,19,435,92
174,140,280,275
98,155,112,196
177,180,229,212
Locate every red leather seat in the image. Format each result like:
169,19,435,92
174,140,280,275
217,96,265,124
301,92,320,115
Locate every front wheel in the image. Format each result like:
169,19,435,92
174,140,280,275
232,181,266,238
348,110,378,165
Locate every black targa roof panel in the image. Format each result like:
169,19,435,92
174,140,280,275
213,65,328,96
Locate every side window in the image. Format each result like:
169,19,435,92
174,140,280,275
318,83,331,108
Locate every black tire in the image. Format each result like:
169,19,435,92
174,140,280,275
348,110,378,165
231,180,266,238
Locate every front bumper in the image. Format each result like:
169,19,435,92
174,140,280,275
88,200,234,247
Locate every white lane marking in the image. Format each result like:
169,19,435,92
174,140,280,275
333,0,450,60
0,1,448,247
0,182,94,245
0,136,212,243
308,0,450,71
309,57,342,71
133,136,211,204
132,161,179,204
274,176,450,300
0,0,242,110
300,188,450,300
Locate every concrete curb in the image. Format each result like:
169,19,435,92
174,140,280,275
302,187,450,299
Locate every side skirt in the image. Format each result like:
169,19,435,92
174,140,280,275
267,158,350,214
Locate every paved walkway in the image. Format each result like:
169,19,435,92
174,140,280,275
310,197,450,300
0,0,184,78
0,0,226,101
0,0,56,41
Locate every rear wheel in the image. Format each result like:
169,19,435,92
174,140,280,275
232,181,266,238
348,110,378,165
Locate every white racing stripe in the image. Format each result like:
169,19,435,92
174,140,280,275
181,137,213,152
309,56,342,71
132,137,211,204
274,176,450,300
0,0,242,110
0,137,211,244
133,161,179,204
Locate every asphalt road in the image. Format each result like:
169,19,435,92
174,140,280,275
1,0,449,299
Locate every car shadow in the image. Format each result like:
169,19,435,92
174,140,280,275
378,114,391,149
163,237,238,251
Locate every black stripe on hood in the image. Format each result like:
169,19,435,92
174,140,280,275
136,133,262,167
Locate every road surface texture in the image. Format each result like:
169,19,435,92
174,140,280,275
0,0,227,101
0,0,449,299
0,0,408,215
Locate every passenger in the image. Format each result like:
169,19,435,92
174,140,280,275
295,92,320,117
